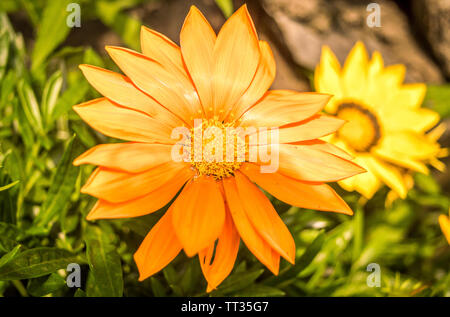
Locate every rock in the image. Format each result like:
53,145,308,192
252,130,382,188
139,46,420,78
412,0,450,78
258,0,444,83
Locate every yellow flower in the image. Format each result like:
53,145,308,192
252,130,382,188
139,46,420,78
439,209,450,245
315,42,447,199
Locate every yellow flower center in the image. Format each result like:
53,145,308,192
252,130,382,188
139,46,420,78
336,103,381,152
189,119,246,180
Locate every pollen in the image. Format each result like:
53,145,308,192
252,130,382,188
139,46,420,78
189,119,246,180
336,103,381,152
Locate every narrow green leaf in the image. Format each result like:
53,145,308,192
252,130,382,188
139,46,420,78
0,31,9,80
234,285,285,297
41,70,63,126
0,222,21,252
266,231,325,286
0,179,19,192
215,269,264,295
34,135,81,228
85,224,123,297
31,0,72,71
0,245,22,268
17,79,43,133
0,247,79,281
215,0,234,18
27,273,66,297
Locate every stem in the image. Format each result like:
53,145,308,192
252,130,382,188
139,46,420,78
12,280,28,297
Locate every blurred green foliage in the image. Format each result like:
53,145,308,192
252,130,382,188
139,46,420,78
0,0,448,297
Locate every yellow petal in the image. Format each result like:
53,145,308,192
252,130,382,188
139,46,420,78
315,45,343,113
438,214,450,244
172,176,225,256
73,98,173,143
364,156,407,199
134,206,182,281
223,176,280,274
212,4,260,117
380,107,439,133
342,41,369,100
180,6,216,118
375,132,442,161
241,162,353,215
349,154,382,199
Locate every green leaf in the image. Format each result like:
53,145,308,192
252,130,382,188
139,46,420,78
266,231,325,286
0,245,22,268
0,247,79,281
0,222,21,252
85,224,123,297
34,135,81,228
214,269,264,295
31,0,73,71
17,79,43,133
215,0,234,18
27,273,66,297
234,285,285,297
0,179,19,192
423,84,450,118
0,31,9,81
51,79,89,121
41,70,63,127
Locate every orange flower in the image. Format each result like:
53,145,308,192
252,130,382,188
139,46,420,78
73,5,364,292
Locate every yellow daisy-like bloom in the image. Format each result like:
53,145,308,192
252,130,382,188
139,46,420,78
439,209,450,245
315,41,447,199
72,6,365,292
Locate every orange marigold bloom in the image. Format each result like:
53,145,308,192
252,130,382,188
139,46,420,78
73,5,364,292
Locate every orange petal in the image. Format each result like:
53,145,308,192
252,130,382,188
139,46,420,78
140,26,187,77
212,4,260,117
251,115,345,145
291,139,354,161
74,143,173,173
256,143,365,182
73,98,173,143
180,6,216,117
225,40,276,122
172,176,226,257
105,46,201,125
222,176,280,274
239,91,331,127
81,162,189,203
86,167,194,220
234,171,295,264
134,206,182,281
79,64,181,127
199,209,240,292
241,162,353,215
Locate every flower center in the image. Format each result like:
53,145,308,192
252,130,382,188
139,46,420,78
189,119,246,180
336,102,381,152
